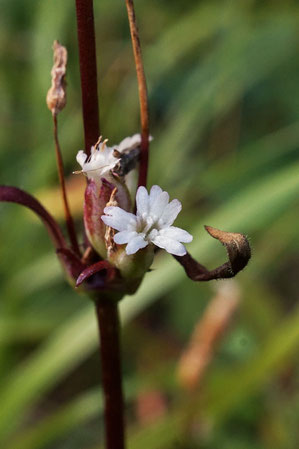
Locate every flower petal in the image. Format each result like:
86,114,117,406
114,230,138,244
149,185,162,206
159,226,193,243
125,235,148,255
152,235,187,256
136,186,149,216
102,206,137,231
117,134,141,153
160,199,182,226
150,191,169,219
76,150,88,168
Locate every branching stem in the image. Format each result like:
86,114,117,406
125,0,150,188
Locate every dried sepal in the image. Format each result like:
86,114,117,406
46,40,67,115
104,187,118,257
174,225,251,281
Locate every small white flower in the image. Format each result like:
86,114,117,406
76,134,142,181
101,185,193,256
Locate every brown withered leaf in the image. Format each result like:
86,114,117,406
174,226,251,281
46,40,67,115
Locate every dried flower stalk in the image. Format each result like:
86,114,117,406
47,41,80,255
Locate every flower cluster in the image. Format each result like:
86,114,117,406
101,185,193,256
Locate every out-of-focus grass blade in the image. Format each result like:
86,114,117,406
0,316,56,345
200,121,299,197
9,389,102,449
0,160,298,442
151,17,297,183
144,1,247,81
6,378,137,449
0,306,96,441
202,302,299,420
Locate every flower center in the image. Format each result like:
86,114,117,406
136,213,163,239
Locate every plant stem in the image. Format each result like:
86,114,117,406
95,300,125,449
125,0,150,188
53,114,80,255
75,0,100,156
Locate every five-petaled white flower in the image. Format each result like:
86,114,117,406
101,185,193,256
76,134,142,181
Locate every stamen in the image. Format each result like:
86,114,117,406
73,165,111,177
101,138,109,151
95,135,102,149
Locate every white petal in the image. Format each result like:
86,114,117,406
76,150,87,168
159,226,193,243
136,186,149,216
125,235,148,255
160,199,182,226
103,206,136,222
151,236,187,256
114,230,138,244
102,206,137,231
117,134,141,153
150,191,169,219
149,185,162,206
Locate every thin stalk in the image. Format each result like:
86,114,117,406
125,0,150,188
53,114,80,254
95,300,125,449
75,0,100,156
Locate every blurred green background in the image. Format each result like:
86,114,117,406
1,0,299,448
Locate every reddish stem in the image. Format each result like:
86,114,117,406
95,300,125,449
125,0,150,188
75,0,100,156
53,115,80,255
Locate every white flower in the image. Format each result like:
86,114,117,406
76,134,142,181
101,185,193,256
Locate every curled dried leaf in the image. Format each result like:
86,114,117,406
174,225,251,281
46,40,67,115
